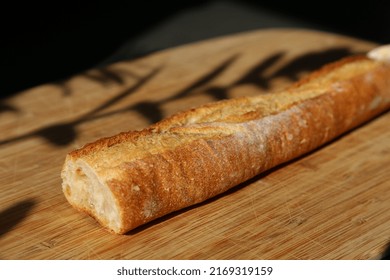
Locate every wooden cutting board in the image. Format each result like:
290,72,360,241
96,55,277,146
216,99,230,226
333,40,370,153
1,28,389,260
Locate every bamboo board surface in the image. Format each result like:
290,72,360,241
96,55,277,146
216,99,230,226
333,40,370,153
1,28,389,260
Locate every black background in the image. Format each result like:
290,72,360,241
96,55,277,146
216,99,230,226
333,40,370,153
1,0,389,96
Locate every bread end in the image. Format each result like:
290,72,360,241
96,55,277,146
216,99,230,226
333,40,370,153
61,155,124,234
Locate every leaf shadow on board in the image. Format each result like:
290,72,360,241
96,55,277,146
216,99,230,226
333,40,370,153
0,66,162,147
77,46,357,130
0,198,36,238
381,242,390,259
271,46,358,81
0,45,358,148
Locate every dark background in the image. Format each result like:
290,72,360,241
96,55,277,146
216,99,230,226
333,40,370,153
1,0,389,97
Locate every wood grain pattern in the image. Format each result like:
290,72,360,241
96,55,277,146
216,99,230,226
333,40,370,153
1,28,389,259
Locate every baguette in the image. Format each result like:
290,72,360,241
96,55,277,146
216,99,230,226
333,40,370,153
61,45,390,234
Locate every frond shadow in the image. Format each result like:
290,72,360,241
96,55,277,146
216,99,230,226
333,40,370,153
0,198,36,238
0,46,358,147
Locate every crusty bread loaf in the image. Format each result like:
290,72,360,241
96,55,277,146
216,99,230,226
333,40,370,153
61,46,390,234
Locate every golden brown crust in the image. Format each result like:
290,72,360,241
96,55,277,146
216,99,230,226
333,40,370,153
62,51,390,234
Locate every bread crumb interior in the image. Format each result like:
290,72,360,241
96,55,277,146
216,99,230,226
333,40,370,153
62,158,121,233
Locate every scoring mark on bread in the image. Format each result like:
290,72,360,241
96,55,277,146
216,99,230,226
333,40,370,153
369,96,383,110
